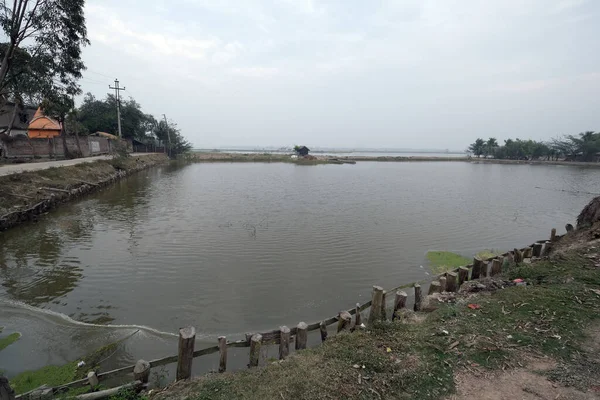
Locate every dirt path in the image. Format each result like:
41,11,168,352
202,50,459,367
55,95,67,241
0,153,155,176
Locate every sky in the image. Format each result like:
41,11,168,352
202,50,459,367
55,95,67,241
80,0,600,150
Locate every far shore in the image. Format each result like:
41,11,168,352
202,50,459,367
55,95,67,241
191,152,600,167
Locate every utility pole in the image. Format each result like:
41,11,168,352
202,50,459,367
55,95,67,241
163,114,171,157
109,79,126,138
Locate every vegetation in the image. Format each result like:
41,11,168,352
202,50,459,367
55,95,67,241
468,131,600,161
425,251,470,273
153,242,600,400
10,331,135,395
75,93,192,157
0,326,20,351
0,0,89,136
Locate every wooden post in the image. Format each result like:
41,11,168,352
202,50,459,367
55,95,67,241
542,241,553,257
472,257,483,279
513,248,522,263
439,276,447,292
354,303,361,327
446,272,458,292
481,261,490,278
176,327,195,381
550,228,557,242
428,281,441,295
319,321,328,342
458,267,469,286
218,336,227,372
368,286,384,324
133,360,150,383
337,311,352,332
532,243,543,257
490,259,502,276
413,284,422,312
381,290,387,321
87,371,99,388
249,334,262,368
392,290,408,320
295,322,308,350
279,327,290,360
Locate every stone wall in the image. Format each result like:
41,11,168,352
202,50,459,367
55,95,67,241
1,136,116,158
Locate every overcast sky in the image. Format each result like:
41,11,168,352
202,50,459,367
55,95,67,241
80,0,600,150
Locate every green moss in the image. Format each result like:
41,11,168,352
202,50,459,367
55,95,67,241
0,332,21,351
10,363,77,394
426,251,470,273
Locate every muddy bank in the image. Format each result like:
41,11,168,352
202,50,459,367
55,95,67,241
0,154,169,232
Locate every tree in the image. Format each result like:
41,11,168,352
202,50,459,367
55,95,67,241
153,118,192,157
568,131,600,161
468,138,485,157
0,0,88,97
78,94,155,139
485,137,498,158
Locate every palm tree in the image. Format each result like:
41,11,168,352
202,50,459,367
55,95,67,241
468,138,486,158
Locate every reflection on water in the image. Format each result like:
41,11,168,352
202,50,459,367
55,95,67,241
1,161,599,375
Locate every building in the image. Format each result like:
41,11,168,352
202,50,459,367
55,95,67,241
0,102,37,136
28,107,61,138
296,146,310,156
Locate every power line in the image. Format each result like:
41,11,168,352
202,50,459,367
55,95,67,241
109,79,126,138
86,69,115,79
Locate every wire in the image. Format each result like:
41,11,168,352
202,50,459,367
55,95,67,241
85,69,115,79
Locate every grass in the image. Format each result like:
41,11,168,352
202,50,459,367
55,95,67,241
426,251,470,273
153,245,600,400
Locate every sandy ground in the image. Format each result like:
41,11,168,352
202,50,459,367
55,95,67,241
0,153,155,176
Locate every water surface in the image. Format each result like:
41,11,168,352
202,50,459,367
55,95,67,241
1,161,597,376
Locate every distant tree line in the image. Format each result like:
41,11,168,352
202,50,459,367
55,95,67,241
468,132,600,162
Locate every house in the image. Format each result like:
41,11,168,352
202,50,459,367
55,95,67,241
295,146,310,156
28,107,61,138
0,102,37,136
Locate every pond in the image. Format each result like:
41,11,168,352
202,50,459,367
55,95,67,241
1,161,598,378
